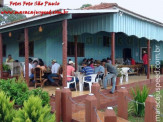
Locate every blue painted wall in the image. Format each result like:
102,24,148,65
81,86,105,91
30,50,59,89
2,14,163,66
3,29,163,66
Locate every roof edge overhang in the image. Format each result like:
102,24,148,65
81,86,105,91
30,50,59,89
0,14,72,33
116,6,163,27
68,9,119,14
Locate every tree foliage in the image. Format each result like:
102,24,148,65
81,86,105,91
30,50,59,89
13,95,55,122
0,91,15,122
0,6,26,25
80,4,92,9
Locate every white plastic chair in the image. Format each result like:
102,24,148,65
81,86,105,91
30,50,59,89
96,73,104,86
120,67,130,84
83,74,97,93
66,75,77,91
61,75,77,91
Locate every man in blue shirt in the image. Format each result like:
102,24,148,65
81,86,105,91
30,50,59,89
81,63,94,81
94,60,104,79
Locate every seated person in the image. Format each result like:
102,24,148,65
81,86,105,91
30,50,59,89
102,60,118,94
6,54,14,63
33,60,39,68
67,59,71,64
82,58,87,65
130,57,136,65
94,60,104,79
124,58,131,65
81,62,94,81
67,61,79,90
48,59,60,83
38,59,44,66
89,61,94,69
24,58,34,79
107,57,112,64
36,61,48,83
14,60,19,62
67,61,75,81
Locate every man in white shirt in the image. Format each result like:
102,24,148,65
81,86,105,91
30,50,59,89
24,58,34,79
48,59,60,83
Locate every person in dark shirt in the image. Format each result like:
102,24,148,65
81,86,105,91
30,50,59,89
102,59,118,94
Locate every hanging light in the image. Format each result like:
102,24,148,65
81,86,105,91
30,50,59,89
9,32,12,37
39,26,43,32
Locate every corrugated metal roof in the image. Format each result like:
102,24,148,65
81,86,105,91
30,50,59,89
83,3,163,26
0,3,163,41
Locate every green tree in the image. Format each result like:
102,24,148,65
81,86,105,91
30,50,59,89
0,6,26,25
13,95,55,122
0,91,15,122
80,4,92,9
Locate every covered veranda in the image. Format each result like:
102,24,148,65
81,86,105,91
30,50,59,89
0,8,163,92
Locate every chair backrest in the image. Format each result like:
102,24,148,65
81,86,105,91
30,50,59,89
58,66,63,75
121,67,130,74
90,74,97,83
34,67,43,80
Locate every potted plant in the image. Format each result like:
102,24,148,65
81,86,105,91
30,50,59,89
160,60,163,74
2,64,11,77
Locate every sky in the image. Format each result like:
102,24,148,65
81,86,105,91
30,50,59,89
4,0,163,23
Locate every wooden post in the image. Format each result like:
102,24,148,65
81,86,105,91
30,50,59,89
91,83,100,109
104,107,117,122
74,35,78,71
62,20,67,87
24,28,29,86
85,93,97,122
61,88,72,122
111,32,115,65
147,40,150,79
0,33,3,78
144,95,156,122
55,88,61,122
117,87,128,120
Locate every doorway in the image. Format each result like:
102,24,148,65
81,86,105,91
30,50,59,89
123,48,131,59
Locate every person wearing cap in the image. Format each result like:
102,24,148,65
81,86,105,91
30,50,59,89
6,54,14,63
47,59,60,83
94,60,104,79
67,61,79,89
102,59,118,94
142,51,148,75
67,61,75,81
24,58,34,79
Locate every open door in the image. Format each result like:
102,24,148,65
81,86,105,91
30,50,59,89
123,48,131,59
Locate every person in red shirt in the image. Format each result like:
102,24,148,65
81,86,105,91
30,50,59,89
130,57,136,65
142,51,148,75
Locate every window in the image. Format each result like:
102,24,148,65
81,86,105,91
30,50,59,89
67,42,84,57
3,45,6,57
103,36,110,47
19,41,34,57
